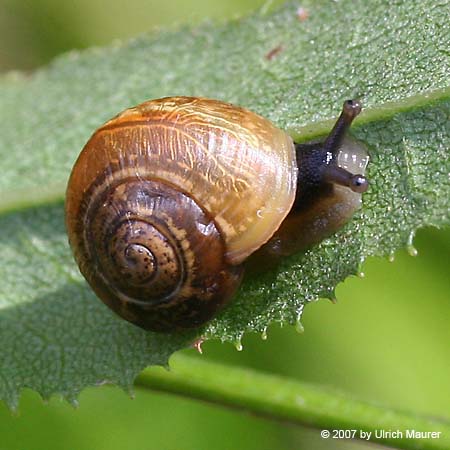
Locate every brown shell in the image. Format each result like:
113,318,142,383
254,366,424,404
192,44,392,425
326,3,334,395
65,96,297,331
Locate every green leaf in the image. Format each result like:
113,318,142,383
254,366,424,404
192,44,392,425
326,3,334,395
0,0,449,408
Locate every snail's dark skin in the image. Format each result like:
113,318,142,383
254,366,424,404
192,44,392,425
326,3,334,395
65,97,368,332
260,100,369,256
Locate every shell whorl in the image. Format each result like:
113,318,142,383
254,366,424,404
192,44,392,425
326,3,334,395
73,171,243,332
85,177,185,304
65,96,297,331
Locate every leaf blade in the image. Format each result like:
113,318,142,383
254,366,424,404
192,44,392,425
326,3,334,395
0,0,449,406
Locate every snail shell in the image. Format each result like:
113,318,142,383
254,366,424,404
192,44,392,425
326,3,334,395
65,97,297,332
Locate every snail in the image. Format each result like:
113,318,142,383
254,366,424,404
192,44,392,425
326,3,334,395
65,97,369,332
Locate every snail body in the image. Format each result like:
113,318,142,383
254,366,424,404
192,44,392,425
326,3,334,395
66,96,369,332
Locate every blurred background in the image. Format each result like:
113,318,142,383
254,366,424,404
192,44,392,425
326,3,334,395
0,1,449,449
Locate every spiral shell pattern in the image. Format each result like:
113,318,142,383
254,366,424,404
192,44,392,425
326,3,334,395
65,97,296,331
69,174,242,331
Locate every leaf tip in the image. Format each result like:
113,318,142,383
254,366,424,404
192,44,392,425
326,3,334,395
191,337,205,354
65,396,80,409
261,327,268,340
295,318,305,334
406,231,418,257
234,336,244,352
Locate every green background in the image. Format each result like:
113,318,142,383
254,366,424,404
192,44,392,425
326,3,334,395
0,1,448,449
